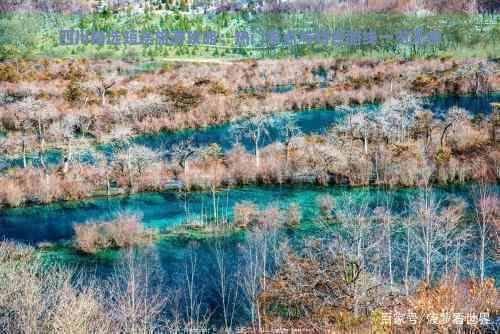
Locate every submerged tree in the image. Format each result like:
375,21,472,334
212,240,239,333
48,114,78,173
473,165,499,284
411,188,466,285
277,114,301,169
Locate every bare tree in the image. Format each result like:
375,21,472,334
374,206,395,288
92,151,113,196
73,111,93,139
182,247,210,333
403,217,415,295
213,240,239,333
336,196,373,270
412,188,441,285
106,126,134,189
113,144,160,191
411,109,435,152
376,92,421,144
12,112,31,169
440,106,470,149
454,61,494,95
170,139,198,179
108,249,166,333
240,230,269,331
277,114,301,169
13,97,57,170
230,113,275,169
350,112,375,155
411,187,465,286
474,175,498,284
440,197,466,279
48,115,78,173
83,74,117,106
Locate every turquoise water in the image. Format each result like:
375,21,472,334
0,183,496,275
1,93,498,170
0,184,412,244
1,183,497,327
132,105,374,156
0,93,499,327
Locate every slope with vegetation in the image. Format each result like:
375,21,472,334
0,59,498,207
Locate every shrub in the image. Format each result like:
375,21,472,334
256,204,283,228
233,201,258,228
286,202,301,226
64,65,87,81
0,241,163,333
162,84,201,111
104,213,147,249
63,80,82,103
208,81,228,95
73,213,149,254
0,64,19,83
225,144,257,184
434,147,451,165
316,194,335,218
258,246,379,330
400,278,498,333
74,222,110,254
0,241,34,263
0,179,25,207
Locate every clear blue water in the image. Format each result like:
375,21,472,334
1,183,497,327
0,93,499,327
0,183,497,277
0,184,417,244
1,93,498,170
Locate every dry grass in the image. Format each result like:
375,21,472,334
2,112,498,208
316,194,336,218
0,241,166,334
74,213,152,254
0,179,25,207
286,202,302,226
74,222,110,254
233,201,258,228
0,60,498,208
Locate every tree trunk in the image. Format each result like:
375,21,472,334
22,138,27,169
284,141,289,170
63,139,72,173
255,142,260,169
184,159,189,178
425,242,431,285
101,87,106,106
106,172,111,197
405,225,411,295
480,230,485,284
388,225,393,287
38,120,46,169
212,188,218,225
127,146,133,190
363,135,368,155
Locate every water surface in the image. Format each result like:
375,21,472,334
1,94,498,170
